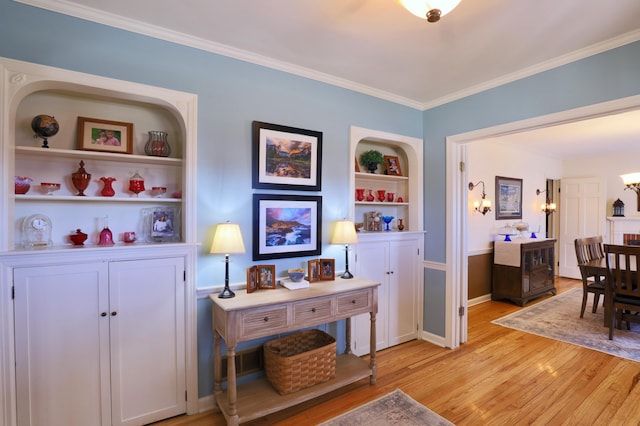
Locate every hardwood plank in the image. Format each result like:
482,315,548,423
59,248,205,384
154,277,640,425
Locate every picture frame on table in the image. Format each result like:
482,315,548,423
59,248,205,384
319,258,335,281
257,265,276,290
141,206,181,243
495,176,523,220
252,121,322,191
77,117,133,154
384,155,402,176
246,266,258,293
252,194,322,260
308,259,320,283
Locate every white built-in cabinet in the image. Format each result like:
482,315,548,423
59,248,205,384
0,57,199,426
15,257,185,426
348,126,425,356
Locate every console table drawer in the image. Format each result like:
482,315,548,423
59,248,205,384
294,298,333,324
337,290,371,315
240,306,288,339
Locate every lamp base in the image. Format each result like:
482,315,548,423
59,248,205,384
218,286,235,299
340,270,354,279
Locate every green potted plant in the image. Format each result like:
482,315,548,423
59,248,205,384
360,150,384,173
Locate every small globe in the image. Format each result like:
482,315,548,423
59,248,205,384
31,114,59,148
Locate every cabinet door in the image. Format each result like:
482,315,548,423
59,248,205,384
388,238,419,346
14,262,110,426
352,241,389,356
109,257,186,426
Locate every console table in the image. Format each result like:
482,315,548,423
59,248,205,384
209,277,379,425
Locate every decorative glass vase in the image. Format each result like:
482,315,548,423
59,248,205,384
128,171,145,197
144,130,171,157
71,160,91,196
100,177,116,197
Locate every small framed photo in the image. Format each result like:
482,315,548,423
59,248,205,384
252,121,322,191
495,176,523,220
77,117,133,154
246,266,258,294
141,206,181,243
384,155,402,176
319,259,335,281
308,259,320,283
258,265,276,289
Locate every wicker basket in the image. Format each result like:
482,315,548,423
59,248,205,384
264,329,336,395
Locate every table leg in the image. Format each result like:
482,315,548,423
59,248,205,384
369,310,377,384
345,317,352,354
227,345,238,425
213,331,222,411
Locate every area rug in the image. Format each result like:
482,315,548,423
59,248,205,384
318,389,454,426
492,288,640,362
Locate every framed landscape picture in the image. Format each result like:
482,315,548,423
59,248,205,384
495,176,523,220
252,194,322,260
252,121,322,191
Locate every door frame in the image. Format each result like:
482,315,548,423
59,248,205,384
445,95,640,349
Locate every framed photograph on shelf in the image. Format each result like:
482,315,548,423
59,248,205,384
246,266,258,294
252,121,322,191
308,259,320,283
252,194,322,260
77,117,133,154
319,259,335,281
495,176,523,220
257,265,276,289
384,155,402,176
141,206,181,242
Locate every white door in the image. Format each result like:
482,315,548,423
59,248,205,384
14,262,111,426
387,238,419,347
558,177,607,278
109,257,186,426
352,241,389,355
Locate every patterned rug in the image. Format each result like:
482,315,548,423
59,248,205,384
319,389,454,426
492,288,640,362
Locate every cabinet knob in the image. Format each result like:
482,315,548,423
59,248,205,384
351,300,356,304
263,317,269,322
390,271,394,275
111,311,117,316
100,312,107,317
311,308,316,313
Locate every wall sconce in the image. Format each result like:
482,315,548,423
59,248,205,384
468,181,491,215
210,222,246,298
621,173,640,211
536,189,556,215
330,219,358,279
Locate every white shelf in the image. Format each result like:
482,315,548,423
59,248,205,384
355,171,408,182
355,201,409,206
14,195,182,203
15,146,183,165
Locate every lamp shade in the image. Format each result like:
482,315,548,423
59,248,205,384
210,222,246,255
621,173,640,186
396,0,462,20
330,220,358,245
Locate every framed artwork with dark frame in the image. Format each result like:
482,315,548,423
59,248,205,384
384,155,402,176
246,266,258,294
319,258,335,281
495,176,523,220
257,265,276,290
252,121,322,191
252,194,322,260
77,117,133,154
308,259,320,283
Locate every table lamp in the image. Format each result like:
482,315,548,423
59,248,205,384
210,222,246,298
331,219,358,279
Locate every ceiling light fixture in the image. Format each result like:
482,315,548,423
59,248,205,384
396,0,462,22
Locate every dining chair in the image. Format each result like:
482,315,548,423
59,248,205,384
604,243,640,340
574,236,606,318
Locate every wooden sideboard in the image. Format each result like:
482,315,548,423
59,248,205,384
209,278,379,425
492,238,556,306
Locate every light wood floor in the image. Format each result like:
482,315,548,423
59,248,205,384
154,278,640,425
